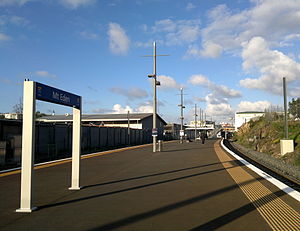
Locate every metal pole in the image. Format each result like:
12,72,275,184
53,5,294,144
153,42,157,152
180,88,184,143
283,77,288,139
199,108,201,124
127,110,130,145
194,104,197,140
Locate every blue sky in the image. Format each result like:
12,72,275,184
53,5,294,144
1,0,300,123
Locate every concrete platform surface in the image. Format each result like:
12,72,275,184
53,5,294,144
0,139,299,230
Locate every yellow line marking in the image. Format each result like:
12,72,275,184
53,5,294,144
214,141,300,231
0,143,153,178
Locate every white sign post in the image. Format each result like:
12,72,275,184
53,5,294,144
69,105,81,190
16,80,82,212
16,81,36,212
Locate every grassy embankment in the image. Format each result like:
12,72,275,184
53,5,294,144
234,113,300,166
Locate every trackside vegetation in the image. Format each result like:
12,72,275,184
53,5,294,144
234,113,300,166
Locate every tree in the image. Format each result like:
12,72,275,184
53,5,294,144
289,98,300,118
12,97,23,114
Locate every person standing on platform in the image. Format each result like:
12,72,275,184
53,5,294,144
200,131,206,144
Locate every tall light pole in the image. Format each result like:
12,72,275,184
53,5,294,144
145,42,168,152
127,110,130,145
194,104,198,140
152,42,157,152
178,87,185,143
148,42,159,152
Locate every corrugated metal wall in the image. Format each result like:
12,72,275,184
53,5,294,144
0,120,152,169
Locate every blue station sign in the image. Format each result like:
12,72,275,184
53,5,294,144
35,82,81,109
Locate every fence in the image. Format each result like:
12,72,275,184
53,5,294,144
0,120,152,170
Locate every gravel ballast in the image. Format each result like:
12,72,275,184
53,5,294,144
227,141,300,184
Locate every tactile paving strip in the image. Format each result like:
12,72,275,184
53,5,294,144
214,141,300,231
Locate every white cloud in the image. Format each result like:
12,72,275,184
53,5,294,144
108,22,130,55
79,31,99,40
188,74,240,121
188,74,210,86
110,87,148,100
205,103,233,117
152,19,176,33
0,33,11,41
112,104,133,114
200,42,223,58
205,93,228,105
240,37,300,96
35,70,57,79
215,85,242,98
148,19,201,46
0,0,95,8
157,75,182,90
237,100,271,112
112,103,152,114
0,0,32,6
200,0,300,57
58,0,95,9
136,102,153,113
188,74,242,98
193,96,206,103
186,2,196,11
185,42,223,58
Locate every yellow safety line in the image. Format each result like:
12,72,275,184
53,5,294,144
214,141,300,231
0,143,153,178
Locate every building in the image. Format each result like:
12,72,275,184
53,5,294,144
0,113,22,120
188,120,215,129
38,112,167,133
235,111,265,131
185,120,215,139
164,123,188,140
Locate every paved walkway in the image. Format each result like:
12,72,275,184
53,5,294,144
0,139,299,230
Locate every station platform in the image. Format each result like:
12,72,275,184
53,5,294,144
0,139,299,230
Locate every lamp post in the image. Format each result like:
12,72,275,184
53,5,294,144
194,104,198,140
127,110,130,145
148,42,160,152
145,41,168,152
178,87,185,143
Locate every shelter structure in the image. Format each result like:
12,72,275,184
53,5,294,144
38,113,167,135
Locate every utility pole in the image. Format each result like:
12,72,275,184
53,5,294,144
283,77,288,139
199,108,202,124
178,87,185,143
194,104,198,140
152,42,158,152
145,42,169,152
127,110,130,145
280,77,294,156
